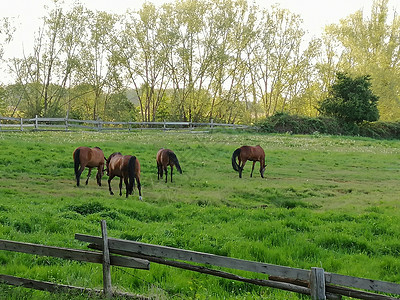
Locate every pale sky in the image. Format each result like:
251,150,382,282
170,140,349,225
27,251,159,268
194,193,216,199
1,0,400,60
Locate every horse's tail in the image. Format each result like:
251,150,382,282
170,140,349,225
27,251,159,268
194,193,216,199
128,156,136,194
169,152,182,174
74,148,81,182
231,148,241,172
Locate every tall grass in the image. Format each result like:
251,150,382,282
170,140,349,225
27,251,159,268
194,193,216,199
0,130,399,299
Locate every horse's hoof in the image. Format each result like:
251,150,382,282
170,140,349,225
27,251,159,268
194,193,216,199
139,196,143,201
110,192,114,195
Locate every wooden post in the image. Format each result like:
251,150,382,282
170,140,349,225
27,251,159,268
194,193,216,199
20,118,23,131
97,117,102,131
210,119,214,131
35,115,38,130
65,112,69,131
310,267,326,300
163,119,166,131
101,220,112,298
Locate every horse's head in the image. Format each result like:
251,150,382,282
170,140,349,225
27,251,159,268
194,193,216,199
104,157,109,176
260,165,266,178
105,152,121,176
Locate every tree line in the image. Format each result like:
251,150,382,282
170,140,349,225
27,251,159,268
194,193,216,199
0,0,399,123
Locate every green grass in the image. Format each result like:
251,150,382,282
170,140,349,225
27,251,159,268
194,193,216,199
0,130,400,299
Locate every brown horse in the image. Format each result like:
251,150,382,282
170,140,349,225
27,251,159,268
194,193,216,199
231,145,266,178
73,146,105,186
106,152,142,199
156,148,182,183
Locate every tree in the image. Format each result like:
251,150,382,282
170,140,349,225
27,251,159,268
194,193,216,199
323,0,400,120
76,10,119,120
319,72,379,124
114,3,170,122
0,17,15,61
245,5,311,118
6,2,86,118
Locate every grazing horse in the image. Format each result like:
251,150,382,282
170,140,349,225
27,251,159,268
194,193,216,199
106,152,142,200
73,146,105,187
156,148,182,183
231,145,266,178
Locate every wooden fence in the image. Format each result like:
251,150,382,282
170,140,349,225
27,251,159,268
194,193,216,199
1,220,400,300
0,115,248,132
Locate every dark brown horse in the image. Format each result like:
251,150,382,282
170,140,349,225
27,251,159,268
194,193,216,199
73,146,105,186
231,145,266,178
106,152,142,199
156,148,182,183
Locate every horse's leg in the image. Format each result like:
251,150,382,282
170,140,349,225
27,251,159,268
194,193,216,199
124,177,130,198
96,166,102,186
76,165,86,186
137,176,142,200
85,168,92,185
250,161,256,177
120,177,124,196
239,160,246,178
164,166,168,183
108,175,115,195
260,160,265,178
170,166,173,182
157,163,161,180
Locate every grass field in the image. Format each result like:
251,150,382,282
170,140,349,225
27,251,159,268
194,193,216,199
0,130,399,299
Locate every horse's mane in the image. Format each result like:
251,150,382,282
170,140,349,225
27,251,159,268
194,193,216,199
94,146,102,150
109,152,122,157
107,152,122,161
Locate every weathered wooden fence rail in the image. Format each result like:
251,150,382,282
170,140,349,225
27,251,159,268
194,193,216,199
0,115,248,132
1,220,400,299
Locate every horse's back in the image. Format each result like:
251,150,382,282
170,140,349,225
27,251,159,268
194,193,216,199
240,145,265,160
107,153,123,175
254,145,265,156
156,148,164,164
74,146,104,167
73,146,89,162
87,147,104,167
157,148,172,165
110,154,139,173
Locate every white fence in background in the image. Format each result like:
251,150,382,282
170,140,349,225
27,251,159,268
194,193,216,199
0,115,248,132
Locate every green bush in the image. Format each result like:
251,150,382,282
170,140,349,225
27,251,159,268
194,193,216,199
256,113,400,139
358,121,400,139
319,73,379,124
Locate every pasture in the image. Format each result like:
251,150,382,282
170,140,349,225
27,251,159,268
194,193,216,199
0,130,399,299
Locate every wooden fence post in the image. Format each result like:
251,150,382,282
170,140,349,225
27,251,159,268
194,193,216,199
97,118,102,131
20,118,23,131
35,115,38,130
101,220,112,298
310,267,326,300
210,119,214,131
